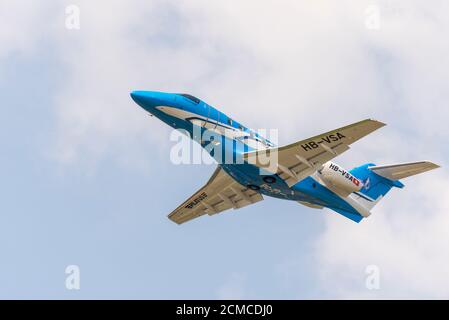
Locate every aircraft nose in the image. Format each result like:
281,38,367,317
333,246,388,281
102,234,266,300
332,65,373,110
130,91,146,104
130,91,174,111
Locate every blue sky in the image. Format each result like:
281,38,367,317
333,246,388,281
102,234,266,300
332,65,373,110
1,0,449,299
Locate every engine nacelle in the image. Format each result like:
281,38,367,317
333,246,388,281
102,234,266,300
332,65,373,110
319,162,363,195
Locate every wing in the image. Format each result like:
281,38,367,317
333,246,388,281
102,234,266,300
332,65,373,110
168,167,264,224
244,119,386,187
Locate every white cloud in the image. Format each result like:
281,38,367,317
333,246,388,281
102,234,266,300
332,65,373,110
0,1,53,59
216,272,247,300
50,1,166,169
48,0,392,166
5,0,449,297
50,0,449,298
314,171,449,299
4,1,449,165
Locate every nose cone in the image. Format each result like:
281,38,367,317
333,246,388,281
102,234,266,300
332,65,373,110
130,91,174,111
130,91,147,105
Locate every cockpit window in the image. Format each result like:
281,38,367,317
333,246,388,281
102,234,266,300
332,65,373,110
178,94,200,104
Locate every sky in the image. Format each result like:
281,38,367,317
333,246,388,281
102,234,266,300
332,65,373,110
1,0,449,299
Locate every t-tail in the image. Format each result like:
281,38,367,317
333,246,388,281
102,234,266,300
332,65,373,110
349,161,440,217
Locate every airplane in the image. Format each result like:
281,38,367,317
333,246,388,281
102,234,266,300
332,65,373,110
130,91,440,224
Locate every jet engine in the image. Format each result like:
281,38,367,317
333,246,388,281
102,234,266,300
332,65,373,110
319,162,363,196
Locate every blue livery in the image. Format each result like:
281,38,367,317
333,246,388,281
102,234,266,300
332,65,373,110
130,91,439,224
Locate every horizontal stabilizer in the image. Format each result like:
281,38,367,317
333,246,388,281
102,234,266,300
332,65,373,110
369,161,440,180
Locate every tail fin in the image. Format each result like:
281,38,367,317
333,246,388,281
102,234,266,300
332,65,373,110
350,161,439,210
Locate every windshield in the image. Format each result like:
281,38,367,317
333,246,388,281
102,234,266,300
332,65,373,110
178,94,200,104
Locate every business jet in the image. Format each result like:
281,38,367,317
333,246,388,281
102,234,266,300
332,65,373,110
131,91,439,224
